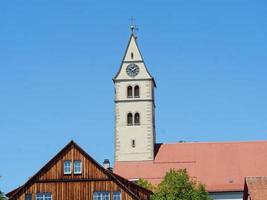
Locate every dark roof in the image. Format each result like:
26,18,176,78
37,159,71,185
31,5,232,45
7,140,152,200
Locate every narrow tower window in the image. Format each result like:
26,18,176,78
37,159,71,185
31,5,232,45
134,85,140,98
134,113,140,125
127,86,133,98
132,139,136,148
127,113,133,126
131,52,134,59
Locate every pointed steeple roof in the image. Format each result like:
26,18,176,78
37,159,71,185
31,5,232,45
122,34,144,62
113,33,156,86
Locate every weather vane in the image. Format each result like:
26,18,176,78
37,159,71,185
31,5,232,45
129,16,138,37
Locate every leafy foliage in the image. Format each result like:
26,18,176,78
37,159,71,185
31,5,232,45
136,178,156,192
0,190,7,200
137,169,211,200
152,169,211,200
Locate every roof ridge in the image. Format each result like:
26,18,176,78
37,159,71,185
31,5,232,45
158,140,267,145
8,141,151,200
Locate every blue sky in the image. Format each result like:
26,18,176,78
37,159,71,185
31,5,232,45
1,0,267,193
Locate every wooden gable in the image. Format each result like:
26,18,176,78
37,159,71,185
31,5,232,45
8,141,152,200
37,142,108,181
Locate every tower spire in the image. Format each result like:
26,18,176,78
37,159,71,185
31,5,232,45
113,26,156,162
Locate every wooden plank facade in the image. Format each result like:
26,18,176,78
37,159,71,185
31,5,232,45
7,141,152,200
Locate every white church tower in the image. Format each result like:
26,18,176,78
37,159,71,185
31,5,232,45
113,29,156,161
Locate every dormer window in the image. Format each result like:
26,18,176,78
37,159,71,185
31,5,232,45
64,160,72,174
74,160,82,174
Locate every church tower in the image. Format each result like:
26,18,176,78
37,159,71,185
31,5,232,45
113,30,156,161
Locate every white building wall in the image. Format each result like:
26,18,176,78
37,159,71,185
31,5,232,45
115,80,153,101
115,100,155,161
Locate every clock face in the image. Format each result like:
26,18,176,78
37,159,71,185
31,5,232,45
126,63,140,77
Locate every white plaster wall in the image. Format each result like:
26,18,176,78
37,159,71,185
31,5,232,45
115,100,155,161
116,62,152,80
115,80,153,101
123,36,143,61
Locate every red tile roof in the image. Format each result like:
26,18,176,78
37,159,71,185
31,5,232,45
244,177,267,200
114,140,267,192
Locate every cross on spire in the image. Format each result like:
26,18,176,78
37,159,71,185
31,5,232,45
129,16,138,37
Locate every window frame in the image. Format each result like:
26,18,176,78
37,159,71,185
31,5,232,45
127,85,133,98
134,85,140,98
127,113,133,126
36,192,52,200
132,139,136,148
134,112,140,125
93,191,110,200
63,160,72,175
73,160,82,174
25,193,32,200
113,191,121,200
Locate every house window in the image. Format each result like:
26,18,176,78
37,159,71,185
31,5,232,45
127,86,133,98
127,113,133,126
93,192,110,200
132,139,136,148
134,113,140,125
25,193,32,200
36,193,52,200
64,160,72,174
113,192,121,200
74,160,82,174
134,85,140,98
131,52,134,59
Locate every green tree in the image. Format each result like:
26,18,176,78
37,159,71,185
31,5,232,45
152,169,211,200
0,190,7,200
136,178,156,192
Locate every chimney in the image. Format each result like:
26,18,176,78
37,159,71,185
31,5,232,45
103,159,110,170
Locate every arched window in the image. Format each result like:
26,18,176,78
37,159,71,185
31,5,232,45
134,85,139,98
127,113,133,126
134,113,140,125
127,86,133,98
